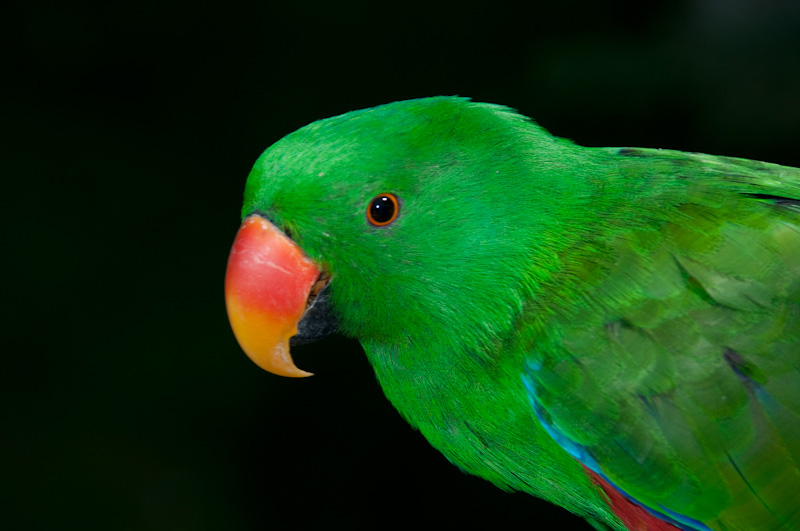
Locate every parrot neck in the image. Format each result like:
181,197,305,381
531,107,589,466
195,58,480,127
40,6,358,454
362,337,623,529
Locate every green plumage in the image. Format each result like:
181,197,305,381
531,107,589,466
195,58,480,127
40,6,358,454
241,97,800,530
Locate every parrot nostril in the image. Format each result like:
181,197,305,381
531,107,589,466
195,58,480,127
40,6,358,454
249,210,295,240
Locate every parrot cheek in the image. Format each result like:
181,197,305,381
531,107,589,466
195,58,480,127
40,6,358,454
225,214,324,377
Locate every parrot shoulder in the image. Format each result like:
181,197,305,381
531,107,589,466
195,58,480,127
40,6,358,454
518,148,800,530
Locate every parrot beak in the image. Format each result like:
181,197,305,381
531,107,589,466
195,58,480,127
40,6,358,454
225,214,327,377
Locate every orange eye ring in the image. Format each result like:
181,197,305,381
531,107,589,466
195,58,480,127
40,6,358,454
367,193,400,226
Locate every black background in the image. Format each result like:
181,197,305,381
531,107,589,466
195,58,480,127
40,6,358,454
5,1,800,529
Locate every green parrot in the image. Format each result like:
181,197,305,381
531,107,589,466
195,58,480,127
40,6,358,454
224,97,800,530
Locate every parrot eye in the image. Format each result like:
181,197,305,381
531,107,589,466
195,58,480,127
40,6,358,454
367,193,399,226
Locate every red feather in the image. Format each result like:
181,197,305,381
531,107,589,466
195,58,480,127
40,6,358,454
585,467,680,531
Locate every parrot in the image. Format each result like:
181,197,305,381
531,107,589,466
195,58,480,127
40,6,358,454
224,97,800,530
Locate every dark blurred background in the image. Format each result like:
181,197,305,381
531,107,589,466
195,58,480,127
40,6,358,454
4,0,800,529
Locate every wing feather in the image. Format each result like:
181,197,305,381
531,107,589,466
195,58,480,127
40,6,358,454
523,151,800,530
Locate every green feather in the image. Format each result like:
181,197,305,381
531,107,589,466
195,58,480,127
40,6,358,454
240,97,800,530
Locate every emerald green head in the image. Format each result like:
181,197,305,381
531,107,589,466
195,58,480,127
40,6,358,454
229,96,583,375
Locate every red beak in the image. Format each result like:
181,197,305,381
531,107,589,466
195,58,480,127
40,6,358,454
225,215,320,377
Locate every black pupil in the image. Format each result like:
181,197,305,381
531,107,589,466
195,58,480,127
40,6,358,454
370,196,395,223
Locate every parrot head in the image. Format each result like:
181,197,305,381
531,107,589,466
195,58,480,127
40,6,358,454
225,97,574,377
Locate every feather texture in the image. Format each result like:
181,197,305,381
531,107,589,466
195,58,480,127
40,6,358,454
239,97,800,530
